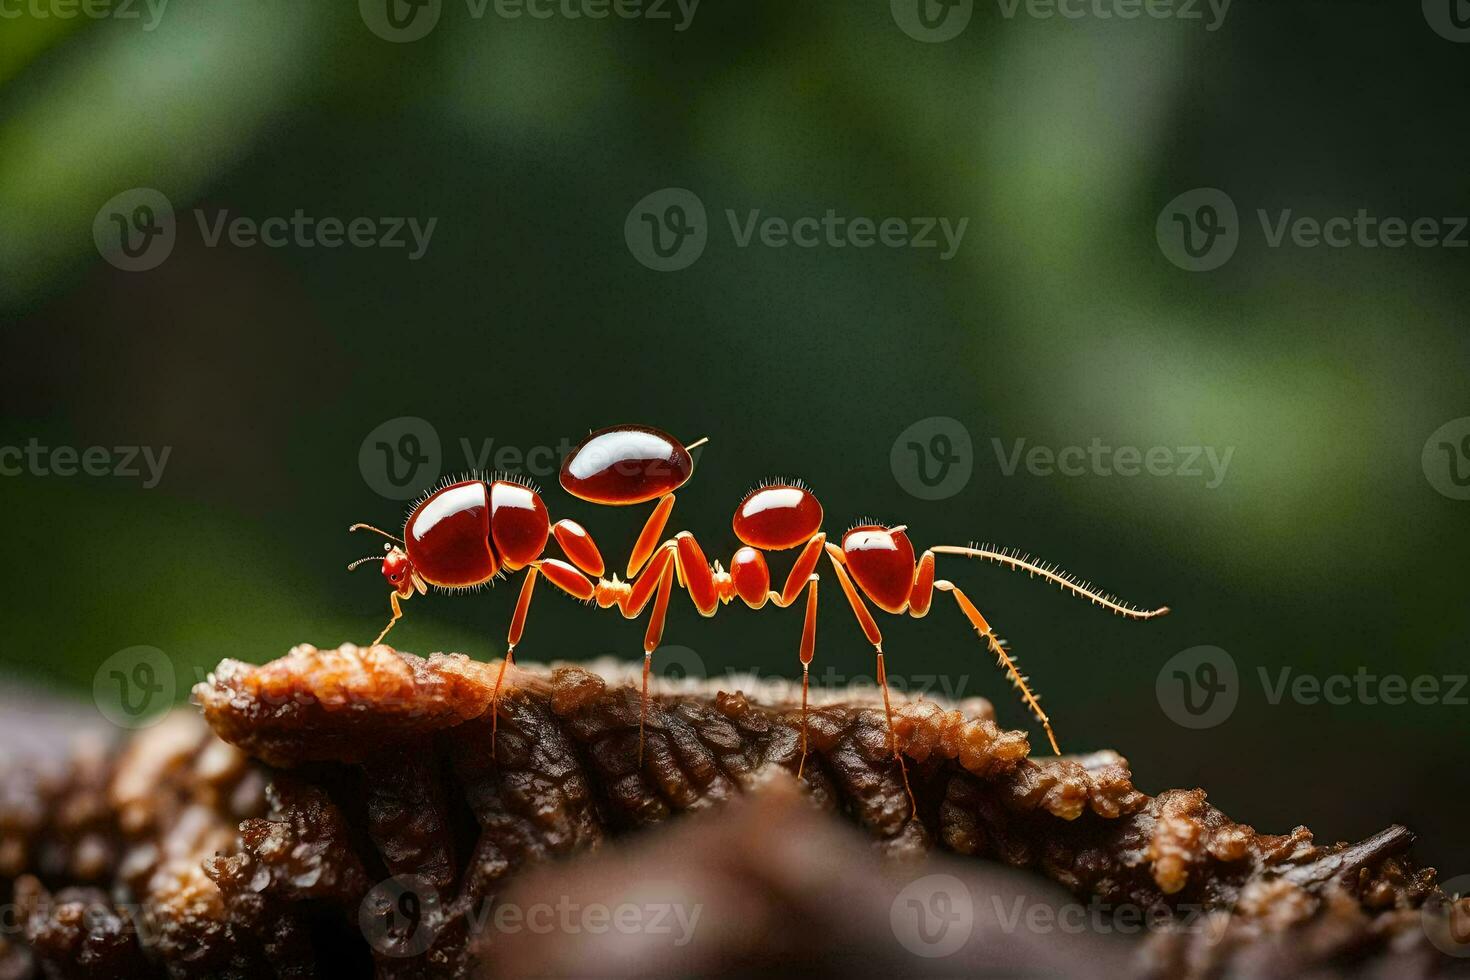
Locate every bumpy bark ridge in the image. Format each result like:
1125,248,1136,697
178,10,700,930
1,644,1460,978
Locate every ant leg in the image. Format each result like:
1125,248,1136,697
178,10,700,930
823,544,916,819
491,567,540,758
763,533,827,609
533,558,597,601
551,519,605,577
929,545,1169,620
933,579,1060,756
638,548,678,763
796,574,818,781
908,550,936,618
610,543,675,619
627,493,676,579
674,532,719,616
727,546,771,609
371,592,403,647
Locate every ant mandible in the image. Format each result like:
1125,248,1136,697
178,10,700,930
347,423,1170,804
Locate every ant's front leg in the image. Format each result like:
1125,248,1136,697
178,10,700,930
489,559,599,756
490,567,539,756
372,592,404,647
627,493,677,578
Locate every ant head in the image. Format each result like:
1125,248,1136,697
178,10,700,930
348,542,425,599
382,546,420,599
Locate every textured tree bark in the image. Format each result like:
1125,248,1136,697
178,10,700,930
1,645,1462,978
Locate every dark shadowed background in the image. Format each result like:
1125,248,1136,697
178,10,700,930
1,0,1467,874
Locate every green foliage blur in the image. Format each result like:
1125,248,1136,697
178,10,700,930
1,2,1467,868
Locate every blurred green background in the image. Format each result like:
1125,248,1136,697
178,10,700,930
2,1,1467,871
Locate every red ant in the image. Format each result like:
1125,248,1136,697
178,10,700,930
348,423,1169,802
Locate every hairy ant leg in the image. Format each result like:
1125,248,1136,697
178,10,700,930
933,579,1059,755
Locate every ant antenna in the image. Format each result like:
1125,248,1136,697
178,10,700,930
347,555,387,572
349,523,404,545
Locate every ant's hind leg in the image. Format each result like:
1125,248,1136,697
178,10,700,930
371,592,403,647
933,580,1060,755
